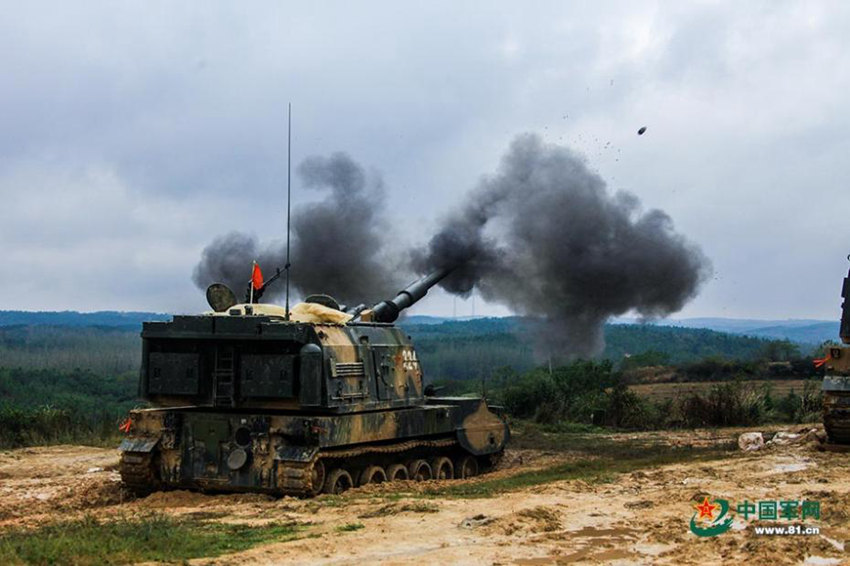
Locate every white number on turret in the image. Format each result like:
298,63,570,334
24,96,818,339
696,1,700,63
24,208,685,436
402,348,419,372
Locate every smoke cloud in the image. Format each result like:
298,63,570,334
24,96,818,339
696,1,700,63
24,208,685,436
192,152,402,306
194,135,709,361
412,134,711,359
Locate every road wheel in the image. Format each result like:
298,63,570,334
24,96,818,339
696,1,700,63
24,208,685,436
407,459,432,482
431,456,454,480
308,460,326,496
359,465,387,486
386,463,409,482
455,455,479,479
323,468,353,494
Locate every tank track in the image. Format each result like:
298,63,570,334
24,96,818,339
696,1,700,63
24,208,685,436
823,390,850,444
120,437,500,497
281,438,459,497
119,451,160,496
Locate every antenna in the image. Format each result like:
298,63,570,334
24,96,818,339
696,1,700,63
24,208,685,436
284,103,292,321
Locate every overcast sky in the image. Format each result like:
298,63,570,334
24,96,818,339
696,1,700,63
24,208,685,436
2,1,849,320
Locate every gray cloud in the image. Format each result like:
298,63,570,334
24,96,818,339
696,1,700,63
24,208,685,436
1,2,850,319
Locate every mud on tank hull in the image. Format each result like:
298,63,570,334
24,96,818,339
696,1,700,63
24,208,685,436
119,398,509,497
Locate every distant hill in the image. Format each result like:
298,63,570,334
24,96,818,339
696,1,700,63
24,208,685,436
401,317,522,336
410,316,839,345
613,317,839,345
1,310,838,344
735,322,838,344
402,315,494,325
0,311,170,328
401,315,450,325
399,317,788,383
654,317,830,332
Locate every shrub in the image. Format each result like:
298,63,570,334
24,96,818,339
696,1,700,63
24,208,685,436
775,381,822,423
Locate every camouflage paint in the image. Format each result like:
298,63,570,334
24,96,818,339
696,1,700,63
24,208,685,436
121,305,509,495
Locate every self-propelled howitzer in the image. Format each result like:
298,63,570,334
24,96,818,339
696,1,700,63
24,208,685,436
119,269,509,496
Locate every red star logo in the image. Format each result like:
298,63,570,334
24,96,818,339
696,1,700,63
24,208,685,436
695,497,718,520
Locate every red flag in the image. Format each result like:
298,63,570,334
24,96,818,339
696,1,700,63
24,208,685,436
251,263,264,289
814,349,833,368
119,418,132,434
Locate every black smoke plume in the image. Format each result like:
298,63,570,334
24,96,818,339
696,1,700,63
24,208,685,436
412,134,710,359
192,152,402,306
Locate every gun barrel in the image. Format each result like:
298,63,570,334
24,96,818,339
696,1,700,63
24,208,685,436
367,268,452,323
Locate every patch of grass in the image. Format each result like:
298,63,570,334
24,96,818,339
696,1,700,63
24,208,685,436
0,513,305,565
304,494,348,514
336,522,365,532
316,494,345,507
425,444,732,499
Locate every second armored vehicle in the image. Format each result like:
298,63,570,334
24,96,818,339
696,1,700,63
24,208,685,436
821,259,850,445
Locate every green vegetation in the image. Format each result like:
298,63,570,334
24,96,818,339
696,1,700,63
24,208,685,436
0,326,141,448
405,318,815,387
0,513,303,565
335,522,365,532
0,315,824,449
0,404,120,448
0,325,139,374
0,366,139,449
411,319,823,429
495,359,822,429
0,367,137,414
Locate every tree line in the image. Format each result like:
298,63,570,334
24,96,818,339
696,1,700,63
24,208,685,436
0,321,822,447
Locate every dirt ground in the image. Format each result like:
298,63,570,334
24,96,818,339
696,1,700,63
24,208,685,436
1,428,849,565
